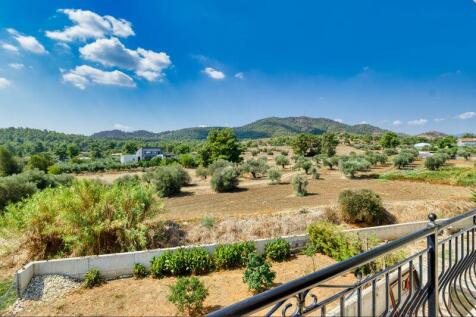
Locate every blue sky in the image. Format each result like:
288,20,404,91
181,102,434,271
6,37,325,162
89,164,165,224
0,0,475,135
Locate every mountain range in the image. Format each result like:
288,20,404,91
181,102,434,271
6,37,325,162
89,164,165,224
92,116,387,140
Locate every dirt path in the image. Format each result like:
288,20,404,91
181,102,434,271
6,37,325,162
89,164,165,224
15,254,354,316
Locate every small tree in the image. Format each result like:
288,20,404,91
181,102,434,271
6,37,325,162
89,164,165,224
0,147,20,176
242,158,269,178
199,128,243,166
425,154,447,170
168,277,208,316
195,165,208,180
310,166,320,180
339,157,371,178
67,143,81,158
457,148,471,160
339,189,394,225
267,168,282,184
211,166,239,192
321,132,339,157
322,156,338,169
243,253,276,293
294,156,313,174
275,154,289,169
379,132,400,149
27,153,53,173
291,174,308,196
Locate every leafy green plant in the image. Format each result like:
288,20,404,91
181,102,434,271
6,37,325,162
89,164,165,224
133,263,149,279
83,268,103,288
0,278,16,312
264,238,291,262
294,156,313,174
150,247,213,278
267,168,282,184
291,174,308,197
213,241,256,270
243,253,276,293
195,165,208,180
168,276,208,316
242,158,269,178
310,166,320,180
275,154,289,168
210,166,240,192
338,189,395,226
201,216,215,229
143,165,186,197
338,156,371,178
322,156,339,169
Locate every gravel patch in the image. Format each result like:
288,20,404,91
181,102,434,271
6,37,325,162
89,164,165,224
7,274,80,315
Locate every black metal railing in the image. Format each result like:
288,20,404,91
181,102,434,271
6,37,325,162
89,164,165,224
207,208,476,317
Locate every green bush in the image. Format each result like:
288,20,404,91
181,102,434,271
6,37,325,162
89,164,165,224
307,221,360,261
213,241,256,270
251,149,259,156
294,156,313,174
2,179,158,259
425,156,444,170
150,247,213,278
168,276,208,316
0,147,20,177
201,216,215,229
242,158,269,178
267,168,282,184
207,159,233,175
322,156,339,169
310,167,320,180
114,174,141,186
291,174,308,196
338,189,394,226
275,154,289,169
195,165,208,179
210,166,239,192
83,268,103,288
243,253,276,293
133,263,149,279
338,157,371,178
458,148,471,160
264,238,291,262
144,165,188,197
179,154,198,168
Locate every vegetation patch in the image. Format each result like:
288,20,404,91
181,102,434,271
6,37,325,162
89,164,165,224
242,253,276,293
83,268,103,288
168,276,208,316
0,278,16,313
214,242,256,270
150,247,214,278
380,167,476,186
264,238,291,262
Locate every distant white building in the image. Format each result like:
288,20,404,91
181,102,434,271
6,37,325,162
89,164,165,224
120,154,138,164
457,138,476,147
418,151,433,158
414,142,431,149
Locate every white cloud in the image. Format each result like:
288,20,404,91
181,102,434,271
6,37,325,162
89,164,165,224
1,43,18,52
392,120,402,126
198,124,208,128
433,118,445,123
79,37,171,81
358,121,367,124
334,118,343,123
408,118,428,126
62,65,135,89
7,28,47,54
113,123,133,131
234,72,244,79
457,112,476,120
203,67,225,80
46,9,134,42
0,77,11,89
8,63,24,70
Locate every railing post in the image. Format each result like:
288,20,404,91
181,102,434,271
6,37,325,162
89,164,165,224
427,213,439,316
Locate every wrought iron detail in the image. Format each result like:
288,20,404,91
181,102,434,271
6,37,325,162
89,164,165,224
207,209,476,317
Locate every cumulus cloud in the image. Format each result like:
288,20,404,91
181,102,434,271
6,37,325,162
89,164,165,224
234,72,244,79
1,43,18,52
408,118,428,126
79,37,171,81
392,120,402,126
457,112,476,120
0,77,11,89
203,67,225,80
46,9,134,42
62,65,135,89
7,28,47,54
334,118,343,123
8,63,24,70
113,123,133,131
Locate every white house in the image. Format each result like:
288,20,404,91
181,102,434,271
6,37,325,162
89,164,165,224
457,138,476,147
120,154,138,164
414,142,431,149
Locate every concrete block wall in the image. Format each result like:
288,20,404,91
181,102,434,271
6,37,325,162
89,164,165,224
15,217,471,298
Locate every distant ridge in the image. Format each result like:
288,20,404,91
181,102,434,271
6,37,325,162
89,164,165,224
92,116,387,140
417,130,448,140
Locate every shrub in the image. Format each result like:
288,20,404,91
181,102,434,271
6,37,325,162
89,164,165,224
275,154,289,169
338,189,394,226
179,154,198,168
251,149,259,156
2,179,158,259
267,168,282,184
384,148,398,156
338,157,371,178
291,174,308,197
280,150,289,156
150,247,213,278
201,216,215,229
458,148,471,160
145,165,187,197
322,156,339,169
310,167,320,180
320,207,342,224
207,159,232,175
27,153,53,172
393,153,413,169
264,238,291,262
376,153,388,165
133,263,149,279
0,147,20,177
195,165,208,179
213,241,256,270
243,253,276,293
242,158,269,178
210,166,239,192
114,174,141,186
294,156,313,174
168,277,208,316
83,268,103,288
307,221,360,261
425,156,444,171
